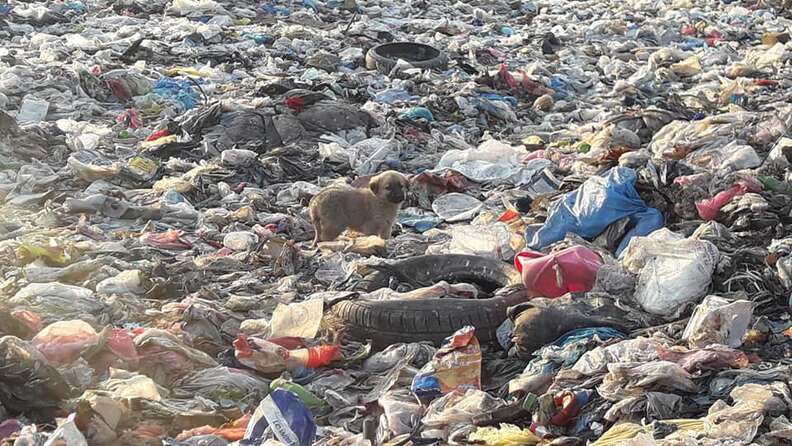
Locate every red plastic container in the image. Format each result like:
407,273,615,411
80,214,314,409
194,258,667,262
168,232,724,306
515,246,603,298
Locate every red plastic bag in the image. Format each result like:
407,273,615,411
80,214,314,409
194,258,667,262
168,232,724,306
515,246,603,298
696,179,762,220
32,320,100,364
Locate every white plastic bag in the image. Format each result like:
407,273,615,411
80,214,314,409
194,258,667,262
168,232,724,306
426,223,517,260
379,389,424,435
431,193,484,222
682,295,753,349
622,229,719,317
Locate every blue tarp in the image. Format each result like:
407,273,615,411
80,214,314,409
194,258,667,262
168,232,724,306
528,166,664,256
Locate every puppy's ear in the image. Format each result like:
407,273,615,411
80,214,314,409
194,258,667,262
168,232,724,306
369,175,380,194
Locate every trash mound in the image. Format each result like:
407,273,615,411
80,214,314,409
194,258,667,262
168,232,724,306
2,0,792,444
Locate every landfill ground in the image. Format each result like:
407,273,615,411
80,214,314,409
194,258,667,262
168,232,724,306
3,0,792,445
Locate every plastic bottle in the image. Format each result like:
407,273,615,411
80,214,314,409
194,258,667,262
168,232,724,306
234,335,340,375
285,345,341,369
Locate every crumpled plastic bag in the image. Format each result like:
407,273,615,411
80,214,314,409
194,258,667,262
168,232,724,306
426,222,519,260
411,326,481,401
242,388,316,446
379,389,424,436
529,167,663,256
622,229,719,317
435,139,552,185
598,361,698,401
682,295,753,349
421,388,504,429
32,320,100,365
10,282,103,324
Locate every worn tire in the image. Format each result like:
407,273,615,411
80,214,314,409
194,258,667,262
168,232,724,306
353,254,521,293
365,42,449,75
331,255,525,348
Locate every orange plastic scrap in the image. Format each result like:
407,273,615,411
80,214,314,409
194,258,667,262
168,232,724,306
175,413,251,441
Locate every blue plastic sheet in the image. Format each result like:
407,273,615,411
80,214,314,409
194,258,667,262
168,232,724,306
399,107,434,122
242,388,316,446
152,78,200,110
528,166,663,256
553,327,626,347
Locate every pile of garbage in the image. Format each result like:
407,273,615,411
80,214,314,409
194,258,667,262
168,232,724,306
3,0,792,444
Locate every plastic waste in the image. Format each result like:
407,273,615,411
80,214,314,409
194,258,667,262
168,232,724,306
268,299,324,339
622,228,719,317
243,389,316,446
233,335,339,376
682,296,753,349
379,389,424,435
431,193,484,222
43,413,87,446
528,167,663,256
515,246,603,298
32,320,99,365
270,379,327,411
435,139,552,185
412,326,482,401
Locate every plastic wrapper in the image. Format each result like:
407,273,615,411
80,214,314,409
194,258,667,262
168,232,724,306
437,141,552,185
598,361,697,401
99,367,164,400
573,337,664,376
431,193,484,222
243,388,316,446
657,345,751,372
468,424,542,445
621,229,719,317
134,328,218,385
10,282,102,324
175,366,270,405
421,389,504,429
42,413,87,446
379,389,424,436
233,335,339,376
0,336,71,418
682,295,753,349
411,326,481,401
426,222,519,260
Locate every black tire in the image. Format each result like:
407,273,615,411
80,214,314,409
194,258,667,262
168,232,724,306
330,255,526,348
353,254,521,293
365,42,449,75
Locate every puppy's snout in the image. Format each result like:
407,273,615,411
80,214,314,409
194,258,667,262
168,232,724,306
387,190,405,203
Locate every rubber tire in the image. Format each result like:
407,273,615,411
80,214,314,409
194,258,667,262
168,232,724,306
365,42,449,75
353,254,522,293
331,255,526,348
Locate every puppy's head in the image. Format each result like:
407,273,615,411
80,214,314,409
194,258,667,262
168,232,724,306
369,171,409,204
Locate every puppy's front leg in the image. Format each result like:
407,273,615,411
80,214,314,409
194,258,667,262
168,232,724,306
378,220,394,240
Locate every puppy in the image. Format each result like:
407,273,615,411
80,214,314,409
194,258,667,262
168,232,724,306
309,171,409,246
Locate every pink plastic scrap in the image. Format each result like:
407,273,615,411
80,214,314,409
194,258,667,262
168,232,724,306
515,245,603,298
695,177,762,221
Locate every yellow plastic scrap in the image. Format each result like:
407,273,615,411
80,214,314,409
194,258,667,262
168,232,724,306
16,242,78,266
522,135,545,148
590,419,704,446
164,66,212,78
140,135,177,150
468,424,542,446
589,422,644,446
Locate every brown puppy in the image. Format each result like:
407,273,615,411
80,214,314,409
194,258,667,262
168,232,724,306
309,171,409,246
